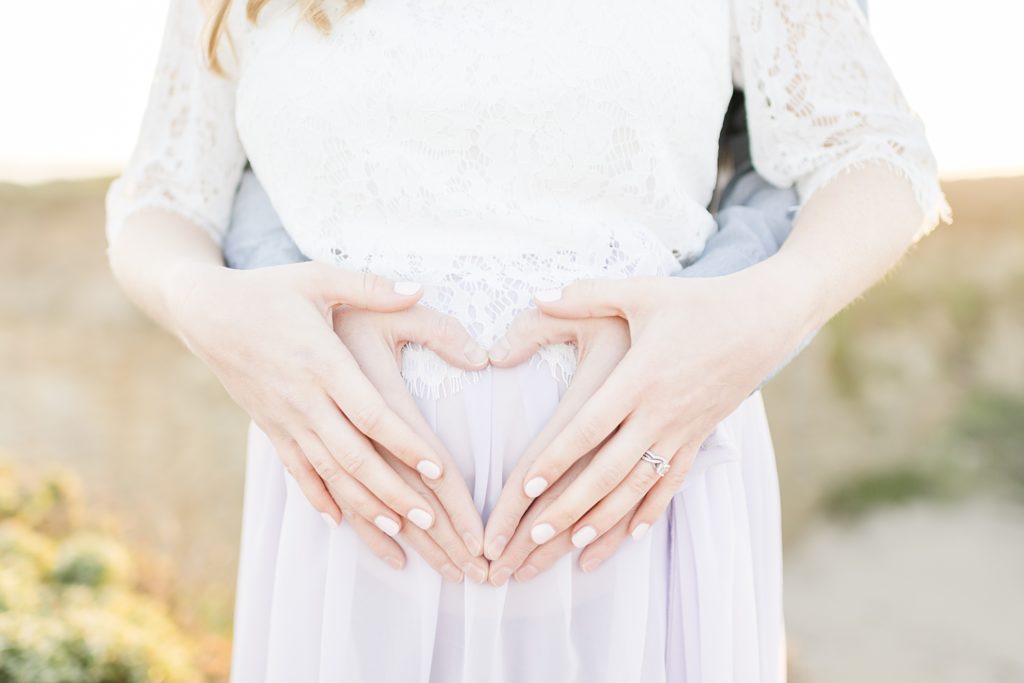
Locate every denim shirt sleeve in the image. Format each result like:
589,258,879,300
222,168,309,270
695,165,817,390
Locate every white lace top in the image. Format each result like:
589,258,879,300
107,0,948,397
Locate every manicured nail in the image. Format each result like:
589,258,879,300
374,515,400,537
514,564,539,582
530,523,556,544
534,288,563,302
408,508,434,530
486,535,508,560
394,281,422,296
464,340,489,367
463,532,483,557
440,563,464,583
385,556,404,571
490,566,513,587
320,512,339,529
571,526,597,548
488,338,511,362
580,556,603,573
416,460,442,480
524,476,549,498
631,523,651,541
463,562,488,585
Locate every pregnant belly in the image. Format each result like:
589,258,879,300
412,360,567,517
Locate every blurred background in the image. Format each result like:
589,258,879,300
1,1,1022,681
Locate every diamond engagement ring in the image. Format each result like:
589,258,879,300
640,450,671,477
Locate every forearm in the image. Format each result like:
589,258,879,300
749,163,927,344
107,210,224,338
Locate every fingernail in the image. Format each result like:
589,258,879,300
408,508,434,530
463,562,488,585
440,563,464,583
571,525,597,548
463,532,483,557
416,460,442,480
530,523,556,544
580,557,603,573
514,564,539,582
394,281,422,296
534,288,563,302
374,515,400,537
488,338,511,362
320,512,339,529
386,556,404,571
464,339,489,367
523,476,549,498
486,535,508,560
631,523,651,541
490,566,513,587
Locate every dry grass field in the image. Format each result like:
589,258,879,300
2,175,1022,681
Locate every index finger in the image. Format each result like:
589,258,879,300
483,340,626,560
516,350,644,499
350,336,487,559
318,330,446,479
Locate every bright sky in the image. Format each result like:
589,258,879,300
0,0,1020,184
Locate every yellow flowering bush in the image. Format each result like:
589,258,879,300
0,464,206,682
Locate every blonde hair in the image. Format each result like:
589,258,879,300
205,0,363,73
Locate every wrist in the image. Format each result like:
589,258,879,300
159,260,227,347
735,250,830,346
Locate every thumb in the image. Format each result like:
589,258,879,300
489,308,580,367
533,278,641,320
391,307,490,371
302,262,423,312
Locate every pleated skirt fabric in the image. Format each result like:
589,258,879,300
229,361,785,683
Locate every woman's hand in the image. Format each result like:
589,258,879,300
164,259,489,556
484,267,813,561
480,310,630,583
330,305,490,584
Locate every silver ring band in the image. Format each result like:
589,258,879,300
640,450,671,477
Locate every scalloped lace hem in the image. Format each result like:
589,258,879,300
324,226,682,399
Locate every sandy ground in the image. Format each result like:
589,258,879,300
785,499,1024,683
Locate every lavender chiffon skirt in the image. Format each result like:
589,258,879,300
229,362,785,682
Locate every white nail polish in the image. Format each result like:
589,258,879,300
515,564,539,582
416,460,442,480
489,338,511,362
534,288,563,302
374,515,400,537
631,523,651,541
321,512,339,528
463,339,489,367
440,563,463,583
531,523,556,544
523,476,549,498
571,526,597,548
463,532,482,557
408,508,434,530
463,562,488,585
487,535,508,560
490,566,513,587
394,281,422,296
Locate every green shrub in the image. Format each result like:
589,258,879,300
0,464,205,683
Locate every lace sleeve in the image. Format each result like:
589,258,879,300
105,0,246,248
731,0,952,238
